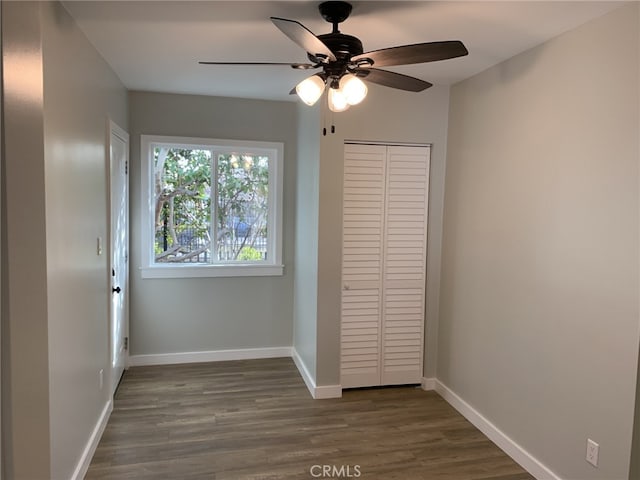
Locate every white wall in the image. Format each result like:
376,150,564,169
312,83,451,386
2,1,128,478
440,5,639,479
128,92,297,357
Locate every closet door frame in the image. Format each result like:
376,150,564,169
340,142,431,389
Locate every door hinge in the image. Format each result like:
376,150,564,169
124,337,129,351
125,160,129,175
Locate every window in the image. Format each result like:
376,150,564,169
140,135,283,278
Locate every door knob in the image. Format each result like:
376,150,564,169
112,286,121,293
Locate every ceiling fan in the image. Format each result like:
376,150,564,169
200,1,468,112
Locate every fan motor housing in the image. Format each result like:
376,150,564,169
310,32,363,62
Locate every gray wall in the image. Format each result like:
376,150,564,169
2,1,128,478
630,11,640,479
43,2,128,478
293,102,321,376
633,350,640,479
129,92,296,356
2,3,50,477
0,2,3,474
313,83,451,385
440,5,639,480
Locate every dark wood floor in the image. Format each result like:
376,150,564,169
86,358,534,480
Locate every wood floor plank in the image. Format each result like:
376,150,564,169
86,358,534,480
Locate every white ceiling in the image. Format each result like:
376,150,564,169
62,1,625,102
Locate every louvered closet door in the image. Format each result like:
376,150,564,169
381,146,430,385
340,144,386,388
341,143,430,389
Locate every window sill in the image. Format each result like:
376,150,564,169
140,264,284,279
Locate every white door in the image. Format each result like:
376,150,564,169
341,144,387,388
381,146,430,385
340,143,430,388
109,121,129,395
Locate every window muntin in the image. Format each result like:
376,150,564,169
141,136,283,278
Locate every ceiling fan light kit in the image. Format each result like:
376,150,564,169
339,74,367,105
299,72,367,111
296,74,326,106
328,86,350,112
200,1,468,112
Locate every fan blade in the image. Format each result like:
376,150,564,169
270,17,336,62
356,68,432,92
352,41,468,67
199,61,317,70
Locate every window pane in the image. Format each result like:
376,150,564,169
216,153,269,262
154,147,211,263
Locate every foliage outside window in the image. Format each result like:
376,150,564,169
141,136,283,278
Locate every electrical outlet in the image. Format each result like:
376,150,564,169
99,369,104,390
586,438,599,467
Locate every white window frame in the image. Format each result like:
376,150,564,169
140,135,284,279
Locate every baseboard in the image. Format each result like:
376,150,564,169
128,346,292,366
434,380,560,480
71,398,113,480
291,348,315,397
291,348,342,399
129,347,342,398
421,377,436,391
314,384,342,399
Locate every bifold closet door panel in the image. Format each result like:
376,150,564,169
381,146,430,385
341,144,387,388
341,144,430,389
